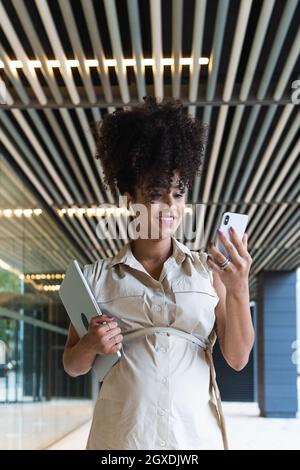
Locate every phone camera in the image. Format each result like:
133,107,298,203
224,215,230,225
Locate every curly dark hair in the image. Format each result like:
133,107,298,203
93,96,208,203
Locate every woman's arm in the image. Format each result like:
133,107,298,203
63,315,123,377
212,271,254,371
207,228,255,371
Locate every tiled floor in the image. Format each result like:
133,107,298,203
0,399,93,450
1,401,299,450
224,402,300,450
47,402,300,451
46,419,92,450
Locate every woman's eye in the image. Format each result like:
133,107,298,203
150,191,184,201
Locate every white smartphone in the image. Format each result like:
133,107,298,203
214,212,248,259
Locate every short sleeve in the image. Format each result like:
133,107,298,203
82,259,105,293
200,251,214,282
82,263,94,286
197,250,219,300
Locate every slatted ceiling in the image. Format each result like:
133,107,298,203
0,158,86,273
0,0,299,300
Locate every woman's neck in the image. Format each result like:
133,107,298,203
130,237,173,264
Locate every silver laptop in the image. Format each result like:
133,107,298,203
59,260,122,382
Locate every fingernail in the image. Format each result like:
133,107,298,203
229,226,234,232
217,229,223,235
208,240,213,247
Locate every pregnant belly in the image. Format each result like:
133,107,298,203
98,334,211,407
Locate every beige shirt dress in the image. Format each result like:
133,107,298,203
83,236,228,450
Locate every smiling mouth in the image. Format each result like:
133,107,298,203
158,215,176,223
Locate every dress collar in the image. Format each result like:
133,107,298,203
107,236,193,269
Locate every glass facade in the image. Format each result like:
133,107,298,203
0,269,91,404
0,157,95,449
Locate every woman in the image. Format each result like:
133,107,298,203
63,96,254,450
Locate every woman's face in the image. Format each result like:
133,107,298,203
124,172,187,240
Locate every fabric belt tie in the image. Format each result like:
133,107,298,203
122,326,229,450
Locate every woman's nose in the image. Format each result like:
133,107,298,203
160,197,176,211
162,193,173,205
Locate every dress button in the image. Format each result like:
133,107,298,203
160,440,166,447
155,305,162,312
161,376,167,383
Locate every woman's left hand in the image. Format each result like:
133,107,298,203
207,226,252,293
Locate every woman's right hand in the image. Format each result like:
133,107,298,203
80,315,123,355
